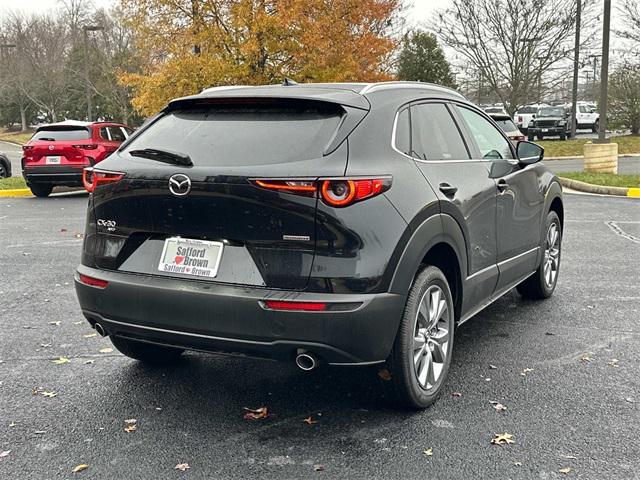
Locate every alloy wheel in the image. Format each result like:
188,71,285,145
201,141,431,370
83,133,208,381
543,222,560,289
413,285,451,390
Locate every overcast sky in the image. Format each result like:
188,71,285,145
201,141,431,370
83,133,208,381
2,0,449,24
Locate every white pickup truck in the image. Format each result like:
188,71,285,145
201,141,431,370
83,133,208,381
513,104,548,133
575,104,599,132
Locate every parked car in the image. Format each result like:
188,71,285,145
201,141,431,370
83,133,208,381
488,113,525,143
74,82,563,409
527,106,571,141
575,103,599,132
513,104,548,133
22,120,132,197
0,152,11,178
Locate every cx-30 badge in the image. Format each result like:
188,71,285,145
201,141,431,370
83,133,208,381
168,174,191,196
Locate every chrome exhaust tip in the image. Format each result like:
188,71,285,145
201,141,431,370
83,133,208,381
295,352,319,371
94,322,107,337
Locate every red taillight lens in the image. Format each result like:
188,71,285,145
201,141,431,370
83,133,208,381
82,168,124,193
264,300,327,311
517,116,523,123
78,274,109,289
22,145,33,152
513,135,526,142
251,177,391,208
73,144,98,150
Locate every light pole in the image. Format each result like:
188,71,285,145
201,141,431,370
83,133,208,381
570,0,582,139
597,0,611,143
83,25,104,122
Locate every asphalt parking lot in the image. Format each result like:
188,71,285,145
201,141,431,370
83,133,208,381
0,192,639,479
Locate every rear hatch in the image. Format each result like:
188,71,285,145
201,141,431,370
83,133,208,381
87,95,368,290
24,125,93,168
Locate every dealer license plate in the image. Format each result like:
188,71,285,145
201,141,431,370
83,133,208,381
46,156,61,164
158,237,223,278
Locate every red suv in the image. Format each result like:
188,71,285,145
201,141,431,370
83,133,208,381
22,121,132,197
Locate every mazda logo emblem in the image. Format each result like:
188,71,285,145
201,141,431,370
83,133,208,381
48,145,55,150
168,174,191,196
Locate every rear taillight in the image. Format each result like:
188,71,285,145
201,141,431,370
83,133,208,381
78,274,109,289
22,145,33,152
82,167,125,193
251,177,391,208
512,135,526,142
517,116,523,123
73,144,98,150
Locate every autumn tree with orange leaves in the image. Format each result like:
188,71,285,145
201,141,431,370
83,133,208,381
118,0,403,116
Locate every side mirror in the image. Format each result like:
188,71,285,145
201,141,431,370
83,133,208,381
517,141,544,165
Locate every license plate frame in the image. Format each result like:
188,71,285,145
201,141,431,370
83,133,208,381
45,156,61,165
157,237,223,278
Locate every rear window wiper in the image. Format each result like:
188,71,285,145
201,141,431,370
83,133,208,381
128,148,193,167
37,137,56,141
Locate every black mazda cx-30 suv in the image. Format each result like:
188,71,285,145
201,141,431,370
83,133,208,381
75,81,563,408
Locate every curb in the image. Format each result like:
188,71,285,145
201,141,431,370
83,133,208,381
0,188,31,197
558,177,640,197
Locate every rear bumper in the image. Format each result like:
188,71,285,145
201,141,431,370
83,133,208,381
74,265,406,365
528,127,566,136
23,165,84,186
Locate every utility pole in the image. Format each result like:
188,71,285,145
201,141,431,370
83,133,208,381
597,0,611,143
588,54,602,100
570,0,581,139
83,25,104,122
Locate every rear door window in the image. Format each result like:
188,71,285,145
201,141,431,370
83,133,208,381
32,128,90,141
124,104,343,166
410,103,469,161
107,126,126,142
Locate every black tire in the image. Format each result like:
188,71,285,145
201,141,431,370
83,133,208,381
527,134,535,141
110,336,185,365
385,266,455,409
0,160,8,179
537,134,544,140
592,120,599,134
29,184,53,198
517,210,562,300
559,133,566,141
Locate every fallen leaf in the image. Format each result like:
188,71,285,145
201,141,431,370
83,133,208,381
42,391,58,398
74,233,84,239
49,321,61,326
99,348,113,354
83,333,97,339
84,360,94,365
60,228,68,233
73,321,83,325
72,464,89,473
513,461,522,466
303,416,318,425
626,397,635,403
545,331,555,336
124,418,137,424
520,368,534,376
124,424,137,433
34,430,46,435
377,368,392,381
51,357,70,365
559,467,572,474
40,343,52,348
423,447,433,456
562,455,578,460
451,392,462,397
9,422,16,427
489,401,507,412
579,355,592,363
175,463,190,472
608,359,619,367
243,407,269,420
491,432,515,445
32,386,42,395
0,450,10,458
489,364,497,369
313,464,325,472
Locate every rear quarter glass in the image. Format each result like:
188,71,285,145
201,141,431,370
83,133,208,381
122,105,343,166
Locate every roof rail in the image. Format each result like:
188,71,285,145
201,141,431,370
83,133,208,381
360,81,465,99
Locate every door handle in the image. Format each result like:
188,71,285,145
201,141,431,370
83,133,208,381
439,183,458,197
497,179,509,192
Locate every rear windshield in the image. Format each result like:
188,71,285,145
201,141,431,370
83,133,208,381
537,107,565,117
124,105,343,166
494,119,518,132
32,127,90,141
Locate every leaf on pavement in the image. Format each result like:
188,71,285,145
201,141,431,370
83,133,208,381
34,430,46,435
83,333,97,338
377,368,392,381
489,364,498,369
423,447,433,456
303,416,318,425
559,467,572,474
51,357,70,365
49,321,61,326
243,407,269,420
608,359,619,367
99,348,113,354
84,360,94,365
42,391,58,398
491,432,515,445
40,343,52,348
0,450,10,458
74,233,84,239
72,464,89,473
124,418,137,433
313,464,325,472
520,368,534,376
451,392,463,397
579,355,592,363
124,424,137,433
175,463,190,472
489,401,507,412
513,461,522,466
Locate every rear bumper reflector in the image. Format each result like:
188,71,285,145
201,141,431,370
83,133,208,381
263,300,327,311
78,274,109,289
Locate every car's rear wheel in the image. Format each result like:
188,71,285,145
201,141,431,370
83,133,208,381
559,133,566,141
517,210,561,299
592,120,599,133
385,266,454,409
110,336,185,364
29,184,53,198
0,162,8,179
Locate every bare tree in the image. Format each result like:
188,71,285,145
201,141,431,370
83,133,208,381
435,0,595,114
616,0,640,46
